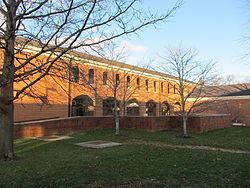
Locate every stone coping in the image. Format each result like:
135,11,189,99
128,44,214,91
15,114,231,125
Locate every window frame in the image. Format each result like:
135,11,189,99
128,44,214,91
103,71,108,85
70,66,79,83
153,81,157,92
126,76,131,88
145,79,149,92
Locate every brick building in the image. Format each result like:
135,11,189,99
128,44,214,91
189,83,250,126
3,42,182,122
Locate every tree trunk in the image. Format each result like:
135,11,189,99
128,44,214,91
0,49,15,159
0,51,15,160
115,113,120,135
182,116,188,138
0,0,17,160
0,99,14,160
114,99,120,135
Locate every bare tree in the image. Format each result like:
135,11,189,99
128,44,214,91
80,42,147,135
0,0,183,160
212,75,237,85
159,46,216,137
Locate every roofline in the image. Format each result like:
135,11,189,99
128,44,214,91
14,37,180,82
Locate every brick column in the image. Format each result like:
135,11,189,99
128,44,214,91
140,102,147,116
156,102,160,116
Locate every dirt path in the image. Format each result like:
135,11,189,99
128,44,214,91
127,139,250,154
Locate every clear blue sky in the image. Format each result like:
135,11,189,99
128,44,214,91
124,0,249,82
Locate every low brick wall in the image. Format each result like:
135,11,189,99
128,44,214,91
14,114,232,138
120,115,232,133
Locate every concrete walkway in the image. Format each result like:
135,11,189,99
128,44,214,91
127,140,250,154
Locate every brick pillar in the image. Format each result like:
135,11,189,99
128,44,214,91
156,102,160,116
140,102,147,116
158,102,162,116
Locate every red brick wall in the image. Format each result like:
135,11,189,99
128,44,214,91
15,103,68,122
14,115,232,138
197,99,250,127
120,115,231,133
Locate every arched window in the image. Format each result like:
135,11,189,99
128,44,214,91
146,100,156,116
146,79,149,91
103,97,120,116
71,95,94,116
70,66,79,83
103,72,108,85
115,74,120,86
161,82,164,93
127,98,140,116
127,76,130,88
136,78,140,89
89,69,94,84
154,81,157,92
161,101,170,116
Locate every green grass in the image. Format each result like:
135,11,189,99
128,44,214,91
0,127,249,187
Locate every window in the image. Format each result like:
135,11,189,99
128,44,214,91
70,66,79,83
127,98,140,116
146,79,149,91
146,100,156,116
126,76,130,88
154,81,157,92
167,83,170,94
136,78,140,89
162,101,170,116
103,72,108,85
161,82,164,93
115,74,120,86
71,95,94,116
174,85,176,94
103,97,120,116
89,69,94,84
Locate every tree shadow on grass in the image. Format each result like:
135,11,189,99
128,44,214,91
15,139,49,155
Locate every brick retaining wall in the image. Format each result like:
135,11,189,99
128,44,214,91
14,115,232,138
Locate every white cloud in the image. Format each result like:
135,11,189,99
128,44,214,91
120,40,148,53
109,40,149,64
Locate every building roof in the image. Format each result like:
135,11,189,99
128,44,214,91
71,50,179,80
193,83,250,98
15,37,178,81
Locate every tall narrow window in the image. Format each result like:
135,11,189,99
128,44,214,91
174,85,176,94
161,82,164,93
146,80,149,92
136,78,140,89
89,69,94,84
126,76,130,88
70,66,79,83
115,74,120,86
103,72,108,85
167,83,170,94
154,81,157,92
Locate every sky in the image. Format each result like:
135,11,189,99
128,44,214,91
0,0,248,82
120,0,250,82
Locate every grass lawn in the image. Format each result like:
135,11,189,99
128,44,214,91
0,127,249,187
